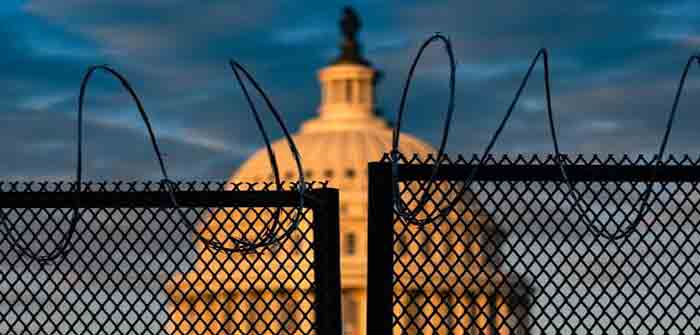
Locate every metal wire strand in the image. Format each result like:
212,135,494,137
442,52,700,240
442,48,625,239
0,65,170,262
163,60,308,253
179,59,306,253
390,47,568,229
476,49,606,239
399,48,564,230
0,61,308,257
390,33,456,225
575,54,700,240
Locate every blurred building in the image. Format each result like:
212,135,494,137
165,7,528,335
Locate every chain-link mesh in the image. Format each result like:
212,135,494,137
369,154,700,335
0,181,340,335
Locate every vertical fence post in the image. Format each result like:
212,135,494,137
367,162,395,335
312,188,342,335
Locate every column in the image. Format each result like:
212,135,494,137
354,289,367,335
352,79,361,104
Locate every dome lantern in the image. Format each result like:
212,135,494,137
225,7,435,335
166,7,530,335
333,6,369,66
315,6,376,127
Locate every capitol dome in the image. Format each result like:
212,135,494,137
228,7,433,335
231,95,434,218
165,7,529,335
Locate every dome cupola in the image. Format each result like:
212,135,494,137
334,6,370,66
305,6,381,133
233,7,434,197
224,7,435,335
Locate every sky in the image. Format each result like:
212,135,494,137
1,0,700,181
1,2,700,332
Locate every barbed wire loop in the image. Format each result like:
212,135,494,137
1,65,171,262
390,33,456,225
190,59,307,253
556,55,700,240
397,48,700,241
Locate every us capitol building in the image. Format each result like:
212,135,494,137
165,7,528,335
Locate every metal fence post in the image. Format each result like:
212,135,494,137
0,181,341,334
367,162,395,335
312,188,342,335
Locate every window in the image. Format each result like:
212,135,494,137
323,169,334,178
345,232,356,255
467,295,497,335
440,291,455,333
397,233,410,254
342,290,358,335
322,83,328,103
245,292,266,333
332,80,342,103
359,79,370,103
419,233,434,255
345,79,353,103
345,169,356,178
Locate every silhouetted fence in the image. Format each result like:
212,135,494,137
0,181,341,335
2,26,699,335
368,154,700,334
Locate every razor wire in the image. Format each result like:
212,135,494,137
1,62,308,260
484,52,700,240
390,33,456,226
164,60,307,253
390,34,700,240
185,59,307,253
560,54,700,240
0,65,164,262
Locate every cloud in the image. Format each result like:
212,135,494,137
0,105,240,180
272,24,332,45
6,0,700,183
3,3,700,333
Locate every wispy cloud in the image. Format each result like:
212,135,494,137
272,24,331,45
0,0,692,181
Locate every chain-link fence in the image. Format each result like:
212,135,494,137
368,154,700,335
0,181,340,335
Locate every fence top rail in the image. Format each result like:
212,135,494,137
376,153,700,182
0,180,331,208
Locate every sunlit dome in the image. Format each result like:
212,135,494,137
165,7,528,335
230,92,434,216
230,7,434,218
228,9,434,335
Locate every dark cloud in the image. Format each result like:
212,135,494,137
0,106,233,180
368,0,700,157
0,0,695,182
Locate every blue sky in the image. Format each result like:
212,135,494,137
1,0,699,180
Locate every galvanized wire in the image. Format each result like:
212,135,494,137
391,37,700,240
375,154,700,334
0,65,168,262
157,60,309,253
0,181,333,335
390,33,456,225
1,62,310,259
179,60,307,253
